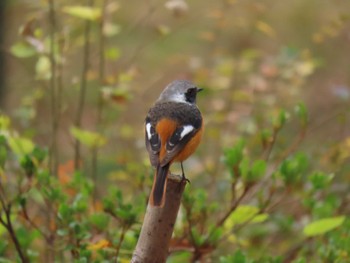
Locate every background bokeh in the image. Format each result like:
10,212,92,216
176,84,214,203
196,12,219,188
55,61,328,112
0,0,350,262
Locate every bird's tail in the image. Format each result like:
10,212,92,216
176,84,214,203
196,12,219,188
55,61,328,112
149,163,170,207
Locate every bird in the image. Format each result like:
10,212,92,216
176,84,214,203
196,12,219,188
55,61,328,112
145,80,203,207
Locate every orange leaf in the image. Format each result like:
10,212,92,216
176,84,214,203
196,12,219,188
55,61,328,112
58,160,75,185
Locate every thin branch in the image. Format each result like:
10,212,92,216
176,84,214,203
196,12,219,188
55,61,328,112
74,0,94,170
115,224,127,262
263,127,280,162
277,128,306,163
215,184,252,228
182,202,200,257
21,204,50,242
91,0,107,206
0,199,29,263
283,238,312,263
104,208,122,224
48,0,58,176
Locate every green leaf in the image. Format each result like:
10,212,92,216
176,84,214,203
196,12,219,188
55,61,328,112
191,228,206,246
156,25,171,36
250,159,267,181
35,56,51,80
70,126,107,148
230,205,258,224
272,109,289,129
260,129,272,147
309,172,333,190
193,189,208,211
208,226,223,243
62,6,101,21
224,139,245,177
89,213,110,230
220,250,246,263
58,203,73,221
8,136,35,155
224,205,265,229
250,213,269,223
239,157,249,179
20,155,35,177
105,47,121,60
10,42,37,58
280,153,308,184
0,115,11,129
295,102,308,127
303,216,346,237
32,147,47,163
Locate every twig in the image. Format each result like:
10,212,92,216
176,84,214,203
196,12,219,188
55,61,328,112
263,127,280,162
215,184,252,228
277,127,306,163
74,0,94,170
115,224,127,262
21,204,50,242
48,0,58,176
0,184,29,262
104,208,122,224
91,0,107,206
182,201,200,260
283,238,311,263
5,204,30,263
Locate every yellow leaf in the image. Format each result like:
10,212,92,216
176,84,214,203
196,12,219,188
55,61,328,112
62,6,101,21
256,21,276,38
295,60,315,77
87,239,111,250
70,127,107,148
36,56,51,80
103,23,121,37
0,115,11,130
8,136,34,155
156,25,171,36
227,234,238,243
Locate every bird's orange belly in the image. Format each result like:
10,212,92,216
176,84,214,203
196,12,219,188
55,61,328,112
156,118,203,164
174,127,203,162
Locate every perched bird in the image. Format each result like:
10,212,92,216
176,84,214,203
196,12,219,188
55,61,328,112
145,80,203,207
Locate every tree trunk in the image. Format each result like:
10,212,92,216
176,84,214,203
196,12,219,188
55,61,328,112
131,173,186,263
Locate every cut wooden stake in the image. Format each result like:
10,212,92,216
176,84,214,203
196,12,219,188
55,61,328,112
131,173,186,263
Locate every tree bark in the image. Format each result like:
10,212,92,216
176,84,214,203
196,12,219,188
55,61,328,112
131,173,186,263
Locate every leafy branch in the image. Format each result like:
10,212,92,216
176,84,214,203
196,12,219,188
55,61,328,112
0,181,29,262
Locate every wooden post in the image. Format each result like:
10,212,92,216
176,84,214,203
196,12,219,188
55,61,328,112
131,173,186,263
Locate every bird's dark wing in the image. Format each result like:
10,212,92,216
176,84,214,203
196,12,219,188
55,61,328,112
159,124,199,167
145,117,161,167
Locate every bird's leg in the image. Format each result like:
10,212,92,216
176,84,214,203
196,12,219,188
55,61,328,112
180,162,190,184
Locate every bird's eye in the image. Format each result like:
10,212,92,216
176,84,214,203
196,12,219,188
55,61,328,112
185,88,198,103
188,88,196,94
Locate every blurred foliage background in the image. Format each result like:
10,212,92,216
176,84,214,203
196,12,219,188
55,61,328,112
0,0,350,262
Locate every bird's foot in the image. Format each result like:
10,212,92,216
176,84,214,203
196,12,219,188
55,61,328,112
181,173,190,184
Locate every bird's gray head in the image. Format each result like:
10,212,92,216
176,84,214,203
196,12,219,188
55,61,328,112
158,80,203,104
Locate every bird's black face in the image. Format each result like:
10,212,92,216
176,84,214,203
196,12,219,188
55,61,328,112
185,87,202,104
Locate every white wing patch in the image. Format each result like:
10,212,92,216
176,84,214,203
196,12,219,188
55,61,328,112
180,125,194,139
146,122,152,140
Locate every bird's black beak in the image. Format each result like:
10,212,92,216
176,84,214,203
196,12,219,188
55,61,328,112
196,87,203,93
